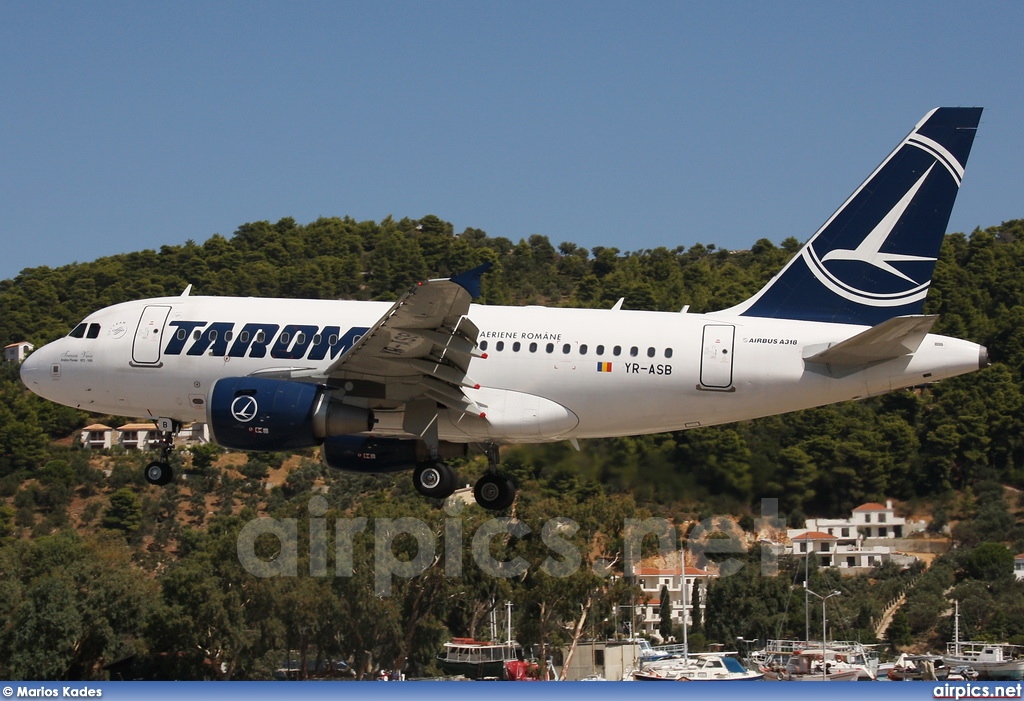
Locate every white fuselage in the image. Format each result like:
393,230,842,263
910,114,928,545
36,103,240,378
20,295,985,445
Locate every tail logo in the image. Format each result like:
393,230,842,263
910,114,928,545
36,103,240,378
802,129,968,310
803,166,935,308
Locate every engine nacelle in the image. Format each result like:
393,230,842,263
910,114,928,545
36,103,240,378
322,435,466,473
209,377,371,452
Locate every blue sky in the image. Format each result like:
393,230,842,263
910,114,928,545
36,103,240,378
2,2,1022,282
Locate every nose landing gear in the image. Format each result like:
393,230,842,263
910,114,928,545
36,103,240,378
144,418,179,486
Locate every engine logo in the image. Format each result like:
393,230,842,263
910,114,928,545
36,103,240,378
230,395,259,423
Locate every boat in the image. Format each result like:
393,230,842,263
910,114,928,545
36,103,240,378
636,638,674,663
777,651,859,681
943,600,1024,680
634,652,763,681
436,638,526,680
943,642,1024,681
886,653,949,681
751,639,878,680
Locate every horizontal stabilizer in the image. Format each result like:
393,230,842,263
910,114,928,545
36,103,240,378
803,315,938,368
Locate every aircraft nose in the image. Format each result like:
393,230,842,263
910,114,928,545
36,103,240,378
19,348,48,395
20,351,39,387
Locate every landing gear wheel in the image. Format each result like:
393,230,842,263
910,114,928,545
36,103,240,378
145,461,174,486
413,461,457,499
473,473,516,511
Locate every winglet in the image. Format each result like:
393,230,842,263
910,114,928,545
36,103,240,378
449,262,493,298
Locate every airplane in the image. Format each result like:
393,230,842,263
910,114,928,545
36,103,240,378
20,107,988,510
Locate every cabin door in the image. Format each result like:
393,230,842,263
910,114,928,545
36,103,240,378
132,305,171,366
700,324,735,389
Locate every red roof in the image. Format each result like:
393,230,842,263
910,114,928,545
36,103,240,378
792,531,837,541
853,502,889,512
634,566,713,576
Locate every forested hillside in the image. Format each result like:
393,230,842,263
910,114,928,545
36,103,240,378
1,215,1023,680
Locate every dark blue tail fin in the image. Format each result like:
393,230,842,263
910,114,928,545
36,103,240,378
718,107,982,325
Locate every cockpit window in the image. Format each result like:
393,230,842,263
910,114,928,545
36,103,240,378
68,322,101,339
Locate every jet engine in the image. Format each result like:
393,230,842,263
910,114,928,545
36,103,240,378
209,377,371,451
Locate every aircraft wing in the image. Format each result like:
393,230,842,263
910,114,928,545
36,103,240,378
318,263,491,417
803,315,938,368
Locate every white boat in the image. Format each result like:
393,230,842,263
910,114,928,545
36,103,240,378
634,652,762,681
944,600,1024,680
943,642,1024,681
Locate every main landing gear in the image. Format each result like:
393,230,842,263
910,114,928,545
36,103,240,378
410,444,516,511
144,418,179,486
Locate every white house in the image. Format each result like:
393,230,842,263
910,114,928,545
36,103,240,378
4,341,33,363
79,422,209,451
1015,554,1024,582
116,423,162,451
630,565,716,639
801,500,914,540
850,501,906,538
80,424,114,450
783,500,921,572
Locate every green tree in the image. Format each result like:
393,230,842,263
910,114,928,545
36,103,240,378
102,488,142,535
658,585,674,641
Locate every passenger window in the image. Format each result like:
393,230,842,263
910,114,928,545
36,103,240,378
665,348,673,359
193,330,202,341
280,332,290,344
647,347,655,358
596,345,605,356
239,331,251,343
295,332,304,345
546,343,554,353
513,342,521,352
613,346,621,356
496,341,505,351
480,340,488,351
630,346,639,357
176,328,187,341
580,344,588,355
562,343,571,354
529,342,537,352
255,331,266,344
69,324,87,339
328,334,338,345
87,324,101,339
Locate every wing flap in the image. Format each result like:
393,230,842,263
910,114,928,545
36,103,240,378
803,315,938,368
320,263,491,418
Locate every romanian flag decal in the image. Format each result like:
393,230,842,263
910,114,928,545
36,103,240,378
596,362,612,373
